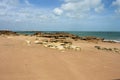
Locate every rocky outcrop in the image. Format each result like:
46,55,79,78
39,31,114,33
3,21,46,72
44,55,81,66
33,38,81,51
33,32,77,39
95,46,120,53
0,30,18,36
80,36,104,41
33,32,104,42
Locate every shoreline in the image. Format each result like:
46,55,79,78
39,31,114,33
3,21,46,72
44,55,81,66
103,39,120,43
1,30,120,43
14,30,120,42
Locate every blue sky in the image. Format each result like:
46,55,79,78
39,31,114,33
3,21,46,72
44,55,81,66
0,0,120,31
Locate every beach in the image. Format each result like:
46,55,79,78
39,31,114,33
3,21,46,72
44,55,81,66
0,0,120,79
0,32,120,80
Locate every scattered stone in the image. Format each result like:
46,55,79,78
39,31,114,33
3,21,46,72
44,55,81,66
70,45,77,50
94,46,120,53
75,47,81,51
43,44,48,47
42,39,48,42
95,46,101,50
34,40,42,44
114,48,119,50
25,40,31,46
38,39,81,51
57,45,65,50
108,48,112,51
81,36,104,41
71,46,81,51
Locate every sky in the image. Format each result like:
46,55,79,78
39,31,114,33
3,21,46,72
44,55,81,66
0,0,120,31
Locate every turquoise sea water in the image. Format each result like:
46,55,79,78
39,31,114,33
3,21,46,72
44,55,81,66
16,31,120,42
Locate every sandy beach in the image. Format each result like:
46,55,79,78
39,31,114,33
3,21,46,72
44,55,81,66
0,34,120,80
0,0,120,79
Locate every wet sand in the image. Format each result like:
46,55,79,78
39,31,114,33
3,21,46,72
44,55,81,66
0,35,120,80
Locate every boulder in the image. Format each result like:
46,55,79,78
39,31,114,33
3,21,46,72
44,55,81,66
95,46,101,50
75,47,81,51
25,40,31,46
34,40,42,44
70,45,81,51
81,36,104,41
57,46,65,50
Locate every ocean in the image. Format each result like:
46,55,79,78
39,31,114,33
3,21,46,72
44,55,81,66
16,31,120,42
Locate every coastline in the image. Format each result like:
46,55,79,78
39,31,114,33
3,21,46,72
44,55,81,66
15,31,120,42
0,30,120,80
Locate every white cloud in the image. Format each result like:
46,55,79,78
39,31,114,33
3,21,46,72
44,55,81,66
112,0,120,6
64,0,81,2
112,0,120,14
115,9,120,14
0,0,19,13
0,0,107,30
0,0,57,23
24,0,31,6
94,4,104,13
53,8,63,15
53,0,104,18
0,0,105,24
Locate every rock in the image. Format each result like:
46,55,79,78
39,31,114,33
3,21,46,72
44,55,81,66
25,40,31,46
47,43,54,47
26,40,31,44
95,46,101,50
33,32,78,40
0,30,18,36
56,45,65,50
108,48,112,51
42,42,48,44
113,48,120,53
34,40,42,44
113,48,119,50
41,40,80,51
49,39,58,43
33,32,43,37
49,46,56,49
75,47,81,51
72,36,80,41
43,45,48,47
81,36,104,42
70,45,76,49
101,48,113,51
64,45,71,49
94,46,120,53
102,48,108,51
42,39,48,42
115,50,119,53
70,45,81,51
33,32,83,51
33,32,105,42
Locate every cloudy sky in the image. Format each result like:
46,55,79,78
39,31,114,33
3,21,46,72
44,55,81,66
0,0,120,31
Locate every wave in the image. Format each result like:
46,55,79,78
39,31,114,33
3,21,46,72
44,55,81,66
103,39,120,43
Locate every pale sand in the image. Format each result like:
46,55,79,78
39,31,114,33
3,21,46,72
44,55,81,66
0,35,120,80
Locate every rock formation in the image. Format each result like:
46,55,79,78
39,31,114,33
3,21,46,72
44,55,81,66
33,32,104,42
94,46,120,53
0,30,18,36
